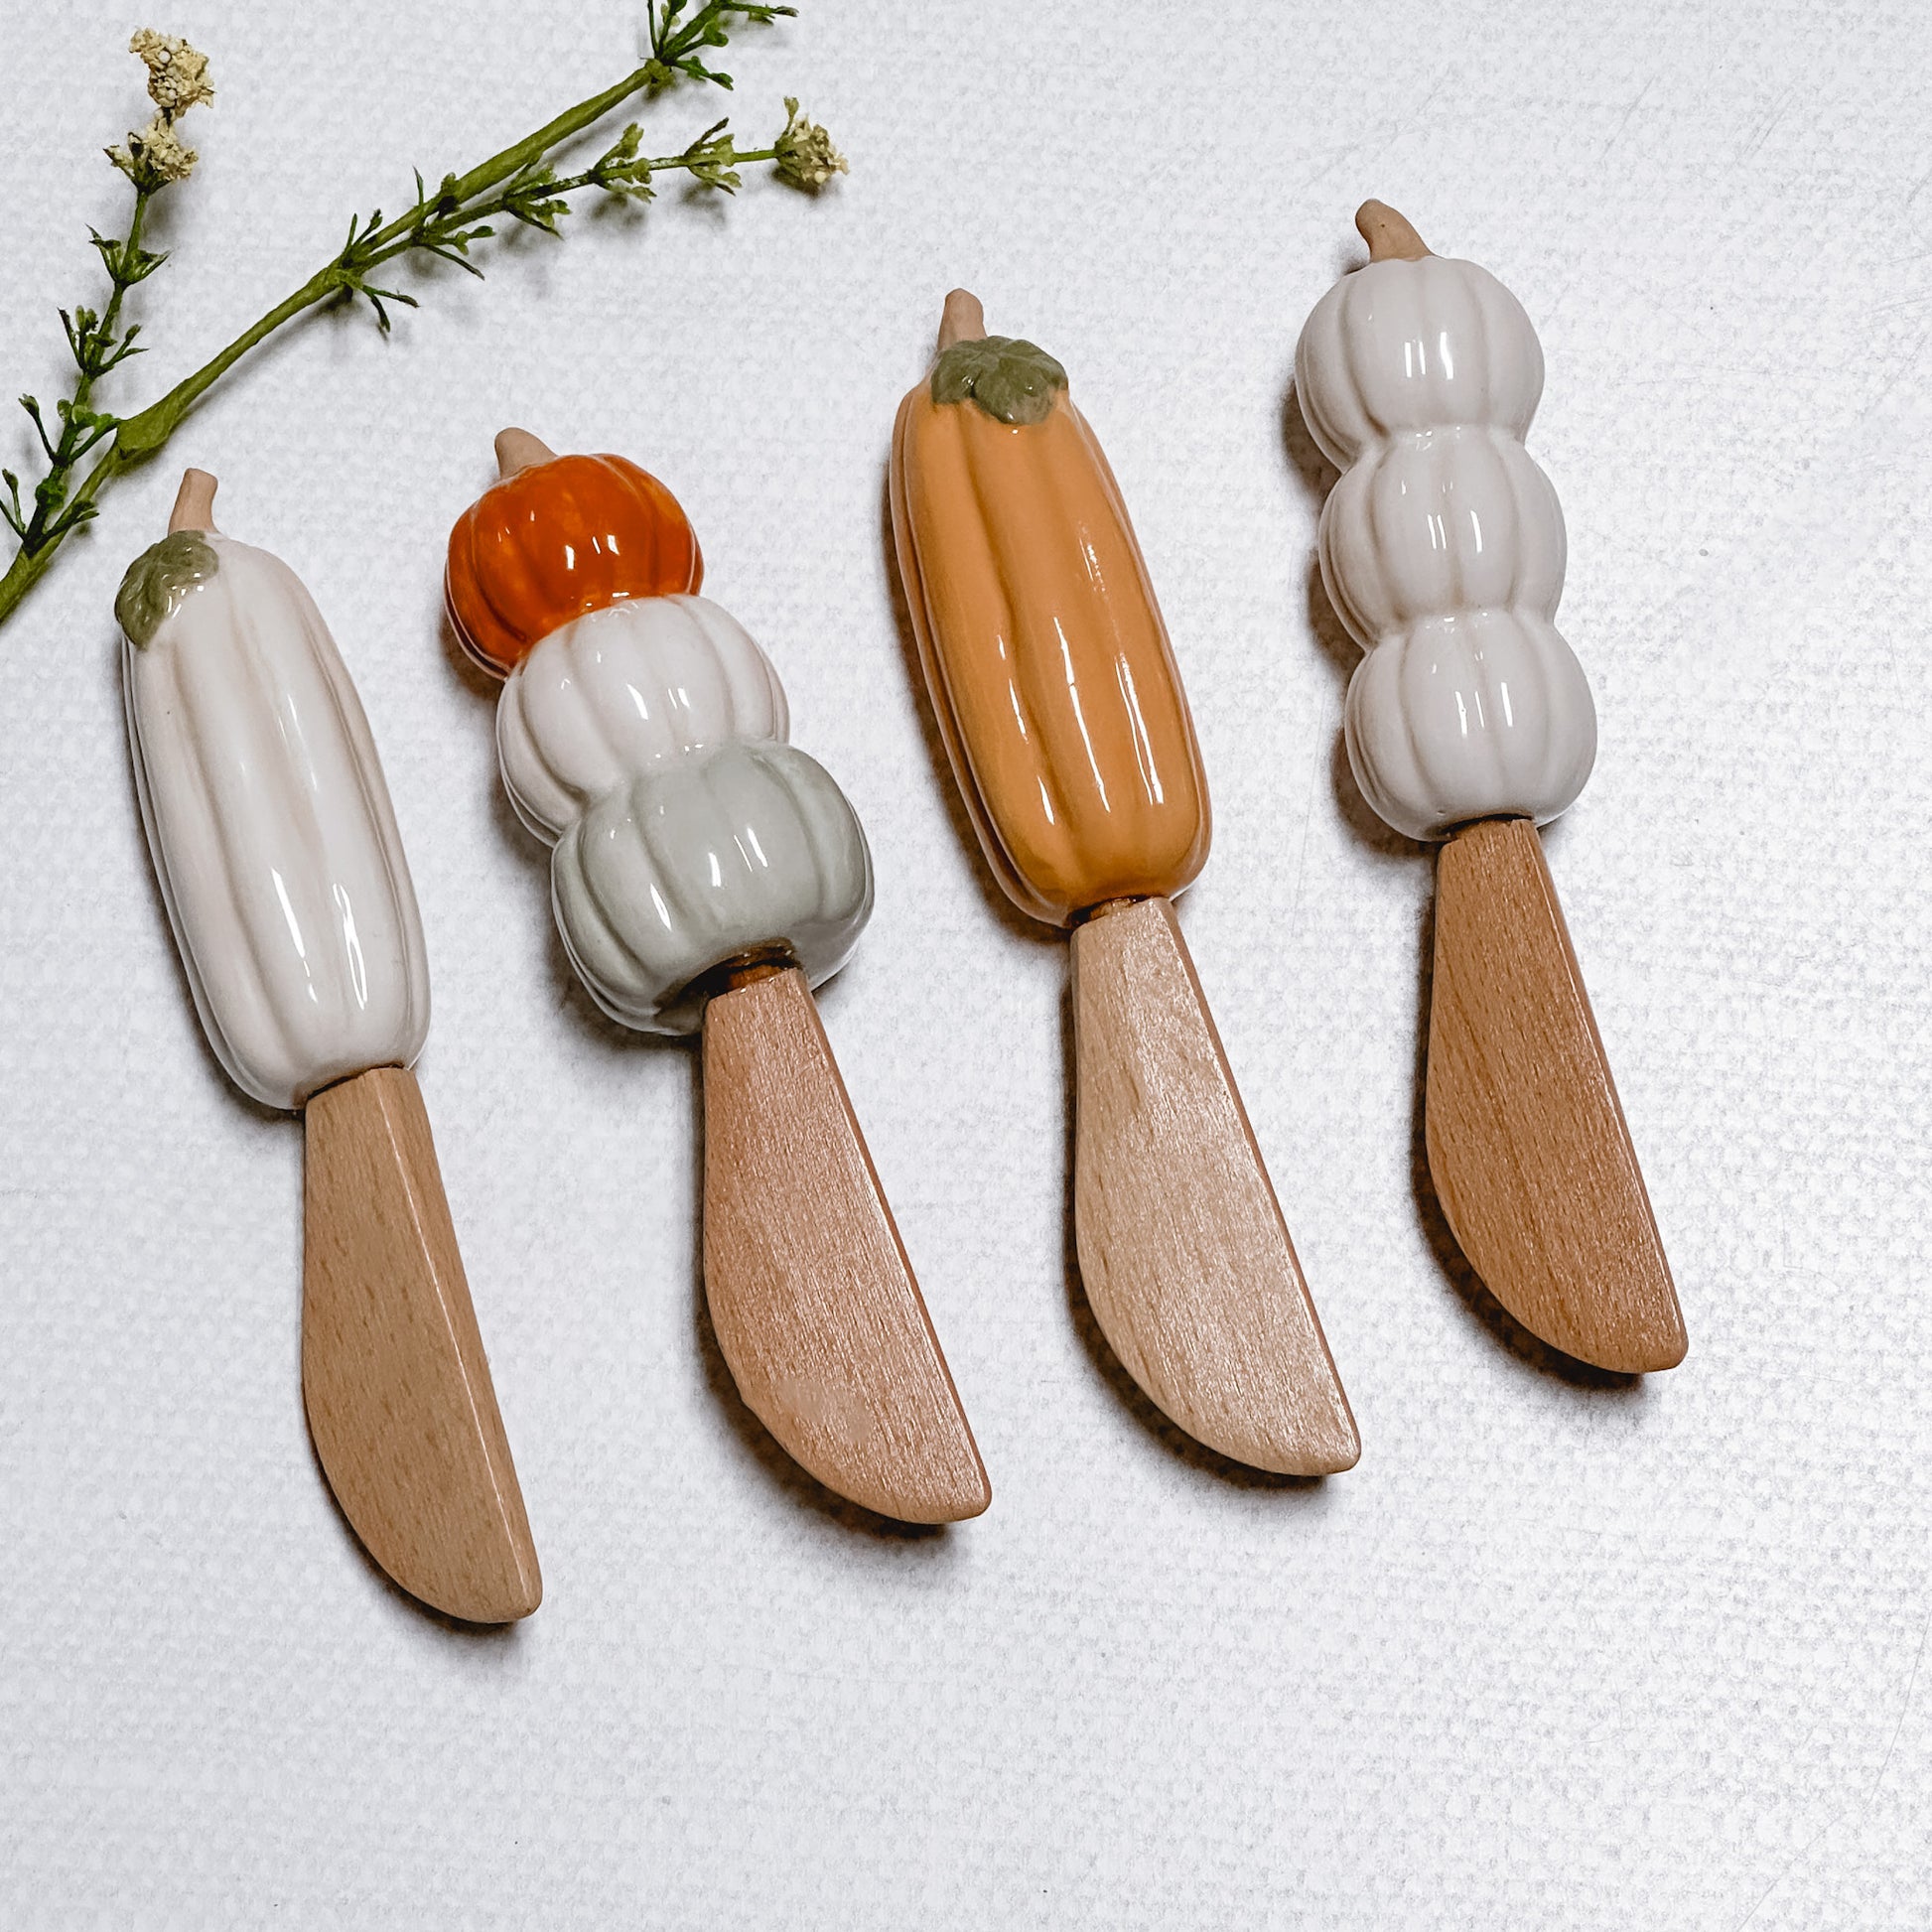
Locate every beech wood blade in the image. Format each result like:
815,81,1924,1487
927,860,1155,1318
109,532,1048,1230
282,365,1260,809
1426,815,1686,1373
701,968,990,1524
302,1066,541,1621
1070,897,1359,1475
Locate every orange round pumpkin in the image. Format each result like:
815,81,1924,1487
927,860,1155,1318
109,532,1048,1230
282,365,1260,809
445,452,704,674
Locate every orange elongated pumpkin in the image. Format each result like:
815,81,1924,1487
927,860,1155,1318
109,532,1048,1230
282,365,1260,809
446,450,703,674
890,321,1210,928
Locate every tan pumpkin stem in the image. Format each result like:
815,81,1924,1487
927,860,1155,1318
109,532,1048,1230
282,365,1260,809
494,427,558,479
168,468,219,535
1356,201,1431,262
936,289,987,353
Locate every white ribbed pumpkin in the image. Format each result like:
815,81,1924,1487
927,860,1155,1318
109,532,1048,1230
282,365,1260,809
494,591,873,1033
1295,254,1544,468
1296,244,1595,841
1316,426,1566,640
119,531,430,1109
496,596,788,841
553,740,873,1035
1343,611,1596,842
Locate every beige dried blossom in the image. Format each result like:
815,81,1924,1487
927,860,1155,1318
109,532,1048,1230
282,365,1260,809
108,113,199,188
129,30,214,115
773,97,848,190
107,31,212,192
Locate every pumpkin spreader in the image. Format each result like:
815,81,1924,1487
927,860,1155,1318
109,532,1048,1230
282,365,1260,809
446,430,988,1525
119,470,540,1624
1296,203,1685,1373
891,295,1359,1477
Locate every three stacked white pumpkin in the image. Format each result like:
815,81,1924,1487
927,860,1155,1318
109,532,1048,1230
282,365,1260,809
1295,246,1597,841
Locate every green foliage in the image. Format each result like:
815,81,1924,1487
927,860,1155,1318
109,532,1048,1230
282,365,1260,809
1,7,838,626
645,1,799,91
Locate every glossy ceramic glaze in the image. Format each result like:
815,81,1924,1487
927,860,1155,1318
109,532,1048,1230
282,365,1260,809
890,335,1210,928
446,439,877,1032
1296,252,1596,840
553,739,873,1035
120,531,430,1110
1296,253,1544,470
445,452,703,674
497,595,788,842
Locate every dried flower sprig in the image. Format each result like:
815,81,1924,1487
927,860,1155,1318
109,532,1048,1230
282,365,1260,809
0,3,842,628
107,30,213,188
5,29,212,590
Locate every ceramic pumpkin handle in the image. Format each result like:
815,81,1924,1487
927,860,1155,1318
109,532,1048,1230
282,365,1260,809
890,297,1358,1476
892,300,1209,926
445,434,703,675
444,436,989,1523
119,470,540,1623
1295,204,1685,1374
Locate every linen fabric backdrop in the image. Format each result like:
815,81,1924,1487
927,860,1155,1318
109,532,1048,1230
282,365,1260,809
2,2,1927,1925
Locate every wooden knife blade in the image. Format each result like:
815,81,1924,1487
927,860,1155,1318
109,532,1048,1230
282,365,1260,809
303,1065,542,1621
700,966,990,1523
1070,896,1360,1475
1426,815,1685,1373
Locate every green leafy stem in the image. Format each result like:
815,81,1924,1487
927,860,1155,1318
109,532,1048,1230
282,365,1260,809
0,2,835,628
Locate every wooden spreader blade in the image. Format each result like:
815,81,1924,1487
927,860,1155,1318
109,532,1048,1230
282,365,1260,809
1070,896,1359,1475
1426,815,1686,1373
701,967,990,1524
303,1066,541,1622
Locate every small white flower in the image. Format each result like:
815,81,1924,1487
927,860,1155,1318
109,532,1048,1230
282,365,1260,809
108,32,212,190
774,98,848,191
109,113,199,187
129,30,214,115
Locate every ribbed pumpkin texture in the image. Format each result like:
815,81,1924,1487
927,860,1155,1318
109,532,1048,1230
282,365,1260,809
496,595,789,843
552,740,874,1035
1294,253,1544,468
445,453,703,674
1294,246,1595,841
122,532,430,1110
890,381,1210,928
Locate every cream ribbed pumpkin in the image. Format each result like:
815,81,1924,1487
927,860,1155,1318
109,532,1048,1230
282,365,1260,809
1296,252,1544,468
1296,237,1595,840
119,531,429,1108
495,593,871,1034
496,595,788,840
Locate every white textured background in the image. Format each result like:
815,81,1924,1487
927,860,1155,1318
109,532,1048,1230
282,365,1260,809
3,3,1928,1925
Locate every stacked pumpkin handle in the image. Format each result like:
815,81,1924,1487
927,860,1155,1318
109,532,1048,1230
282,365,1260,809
443,428,989,1524
1295,202,1685,1373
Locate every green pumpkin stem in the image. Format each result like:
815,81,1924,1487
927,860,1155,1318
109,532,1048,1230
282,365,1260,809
115,529,217,645
930,336,1067,427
